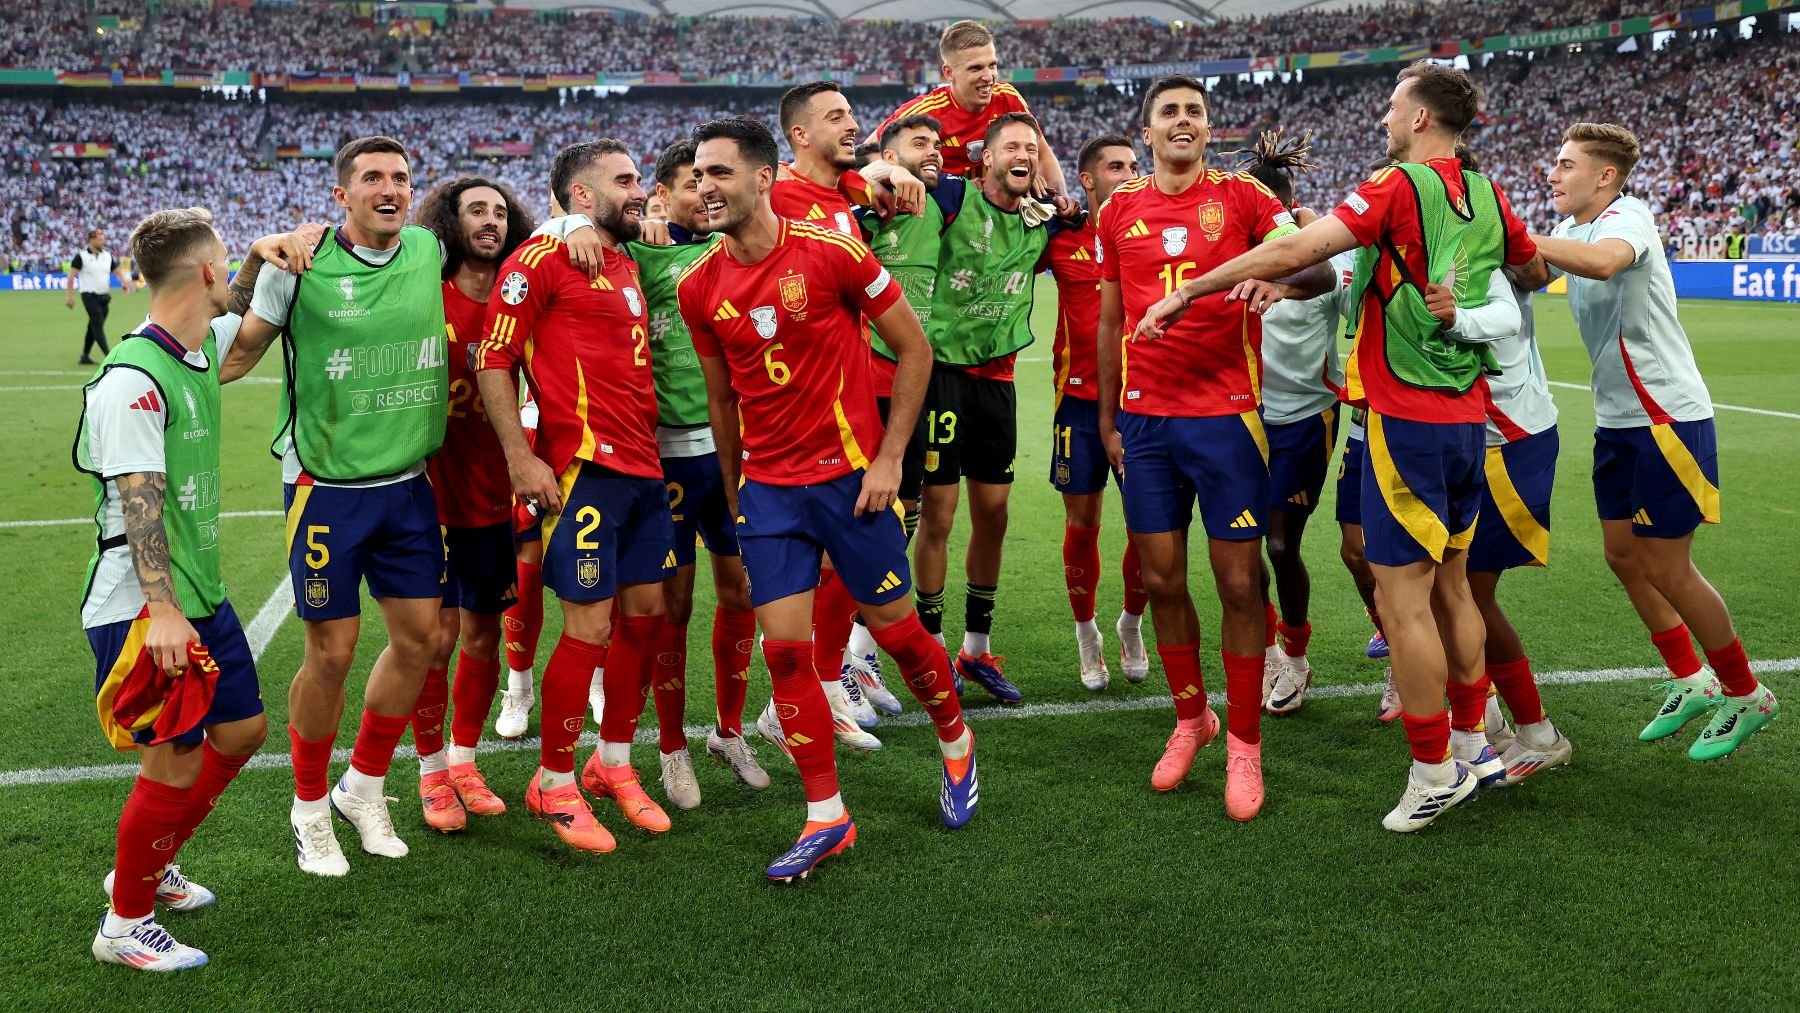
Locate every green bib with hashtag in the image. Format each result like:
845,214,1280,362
631,234,720,427
926,191,1045,367
866,198,946,361
276,225,447,480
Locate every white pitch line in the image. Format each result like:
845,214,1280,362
3,656,1792,790
244,577,296,657
1545,380,1800,420
0,509,283,530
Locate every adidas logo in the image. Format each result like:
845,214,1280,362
806,204,827,221
1228,509,1258,530
876,571,902,594
1126,219,1150,238
714,300,741,321
1171,684,1201,700
589,275,614,291
785,733,814,747
127,390,161,412
663,550,677,568
1287,492,1310,507
1633,508,1652,525
1070,247,1091,261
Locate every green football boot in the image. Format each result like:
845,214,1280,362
1639,671,1721,741
1688,685,1780,762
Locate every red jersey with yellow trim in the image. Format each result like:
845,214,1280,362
1332,158,1539,424
677,218,903,486
879,84,1032,179
476,235,659,480
430,280,512,528
1098,170,1296,417
770,165,865,237
1042,219,1102,403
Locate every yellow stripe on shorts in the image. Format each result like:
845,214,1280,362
1366,412,1450,563
95,615,152,752
1649,423,1721,524
1483,445,1550,565
1240,410,1269,466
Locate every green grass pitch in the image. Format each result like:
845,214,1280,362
1,284,1795,1009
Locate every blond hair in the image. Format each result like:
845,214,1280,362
939,20,994,62
128,207,218,287
1563,122,1641,180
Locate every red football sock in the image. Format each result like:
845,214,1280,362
1704,639,1759,696
1063,525,1101,623
764,639,840,802
411,666,449,757
288,727,335,803
1367,606,1386,639
449,648,502,749
869,612,965,743
1262,603,1279,650
812,568,857,684
1446,676,1490,732
712,606,757,735
599,614,662,744
172,742,249,853
1222,650,1263,745
349,707,410,778
1649,623,1703,678
1488,657,1544,725
1122,540,1149,616
504,560,545,671
1156,642,1208,722
1277,621,1312,659
111,776,190,919
652,621,690,753
1401,710,1451,764
539,633,606,772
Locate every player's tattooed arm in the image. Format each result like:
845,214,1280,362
116,471,199,673
232,223,328,316
222,311,280,383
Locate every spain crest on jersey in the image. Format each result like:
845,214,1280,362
1198,201,1225,239
304,578,330,608
576,556,600,589
623,287,642,317
1161,227,1189,257
779,273,808,313
749,305,779,340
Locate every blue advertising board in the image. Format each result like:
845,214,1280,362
1669,259,1800,302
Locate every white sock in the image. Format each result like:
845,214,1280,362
806,792,847,825
1518,718,1558,748
846,622,877,660
292,794,328,819
538,766,575,790
507,668,533,695
1075,619,1101,647
447,744,477,767
1673,669,1710,687
103,909,149,935
938,726,972,761
1449,729,1487,760
1484,694,1509,732
600,740,631,767
1411,758,1456,786
962,631,990,657
1117,610,1142,631
590,667,605,693
418,749,448,776
340,768,385,801
932,631,945,649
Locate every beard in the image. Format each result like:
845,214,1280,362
595,195,642,242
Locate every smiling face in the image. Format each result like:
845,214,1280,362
983,121,1039,199
455,185,508,265
694,137,771,237
1548,140,1617,220
334,151,413,246
1382,78,1426,163
1081,144,1140,207
792,89,861,172
656,161,708,234
945,43,999,110
1142,86,1210,169
884,125,943,188
571,150,647,243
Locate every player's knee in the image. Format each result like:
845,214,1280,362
1602,541,1641,581
210,713,269,757
304,638,357,682
1214,570,1261,614
1339,537,1366,572
461,619,502,660
664,587,696,628
1141,567,1187,600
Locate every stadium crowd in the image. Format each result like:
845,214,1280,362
3,17,1794,272
10,0,1673,76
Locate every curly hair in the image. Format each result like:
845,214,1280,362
1229,129,1318,207
413,176,538,281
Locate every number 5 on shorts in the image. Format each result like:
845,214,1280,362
304,525,330,569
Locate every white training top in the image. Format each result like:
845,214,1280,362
81,315,242,627
1260,250,1355,426
1551,195,1712,428
1480,285,1558,446
70,248,117,295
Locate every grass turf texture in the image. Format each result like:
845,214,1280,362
2,285,1795,1009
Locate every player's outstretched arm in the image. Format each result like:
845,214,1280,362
1506,252,1551,291
1136,215,1360,341
116,471,199,674
697,353,743,517
861,298,932,517
221,311,280,383
1530,235,1635,281
1095,279,1125,474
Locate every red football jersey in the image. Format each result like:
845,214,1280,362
1098,170,1296,417
430,280,513,528
770,165,860,236
476,236,660,480
1332,158,1539,424
879,84,1033,180
1042,219,1103,403
678,218,903,486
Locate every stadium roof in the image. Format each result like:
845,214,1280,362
492,0,1368,26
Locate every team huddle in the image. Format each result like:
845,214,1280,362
71,20,1780,973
